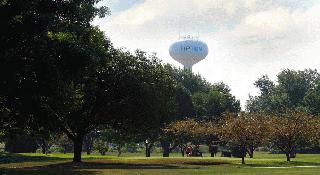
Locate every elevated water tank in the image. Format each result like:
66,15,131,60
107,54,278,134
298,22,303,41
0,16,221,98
169,37,208,70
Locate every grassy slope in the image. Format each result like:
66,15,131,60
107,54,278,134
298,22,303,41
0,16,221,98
1,152,320,175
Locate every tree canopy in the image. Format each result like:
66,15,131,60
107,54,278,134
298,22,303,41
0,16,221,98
0,0,177,162
246,69,320,115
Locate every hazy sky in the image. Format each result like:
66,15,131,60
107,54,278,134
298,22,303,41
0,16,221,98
93,0,320,109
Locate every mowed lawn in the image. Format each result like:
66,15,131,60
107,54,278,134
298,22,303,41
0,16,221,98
1,152,320,175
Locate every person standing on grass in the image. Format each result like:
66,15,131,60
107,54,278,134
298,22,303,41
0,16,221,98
186,146,193,157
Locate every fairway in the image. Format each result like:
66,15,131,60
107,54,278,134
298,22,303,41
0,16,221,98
1,152,320,175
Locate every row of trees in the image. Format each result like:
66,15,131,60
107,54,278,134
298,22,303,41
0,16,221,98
4,0,319,165
165,110,320,164
0,0,240,162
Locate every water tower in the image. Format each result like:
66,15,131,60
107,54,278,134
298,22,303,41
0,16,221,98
169,35,208,70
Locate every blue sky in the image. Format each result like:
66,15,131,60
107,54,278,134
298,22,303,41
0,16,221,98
94,0,320,109
98,0,145,13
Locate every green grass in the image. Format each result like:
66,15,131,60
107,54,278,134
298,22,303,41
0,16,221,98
1,152,320,174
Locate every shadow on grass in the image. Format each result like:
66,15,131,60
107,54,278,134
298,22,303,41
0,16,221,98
0,168,98,175
184,161,227,166
246,160,320,167
0,161,196,175
0,153,69,164
21,161,190,170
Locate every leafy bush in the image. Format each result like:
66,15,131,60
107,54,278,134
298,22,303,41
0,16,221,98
93,140,109,155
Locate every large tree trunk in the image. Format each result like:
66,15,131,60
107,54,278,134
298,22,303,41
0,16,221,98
73,137,84,163
41,144,47,154
209,144,214,157
286,153,291,161
63,145,67,154
241,146,246,164
145,142,153,157
117,144,123,157
248,145,254,158
161,141,170,157
41,139,48,154
180,146,185,157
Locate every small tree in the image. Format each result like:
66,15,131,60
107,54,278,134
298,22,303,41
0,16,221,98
244,113,270,158
269,110,315,161
99,127,131,157
220,112,270,164
164,118,216,157
93,139,108,156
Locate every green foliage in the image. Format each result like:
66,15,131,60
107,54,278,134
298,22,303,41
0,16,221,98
193,84,241,120
0,0,110,137
161,66,240,157
246,69,320,114
0,0,178,162
164,66,210,94
93,139,108,155
165,65,240,120
175,86,196,119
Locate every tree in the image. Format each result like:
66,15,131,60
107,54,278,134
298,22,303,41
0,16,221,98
246,70,320,156
193,84,241,120
269,110,315,161
161,66,240,157
104,52,177,158
44,49,176,162
303,81,320,115
98,127,133,157
0,0,109,162
220,112,271,164
164,118,218,157
175,86,196,119
165,66,240,120
0,0,177,162
246,69,320,114
93,139,108,156
254,75,275,96
164,67,210,94
0,0,109,122
242,113,270,158
163,119,194,157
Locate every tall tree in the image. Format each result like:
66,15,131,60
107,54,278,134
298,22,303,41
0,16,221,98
193,84,241,120
246,69,320,114
0,0,176,162
0,0,109,137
